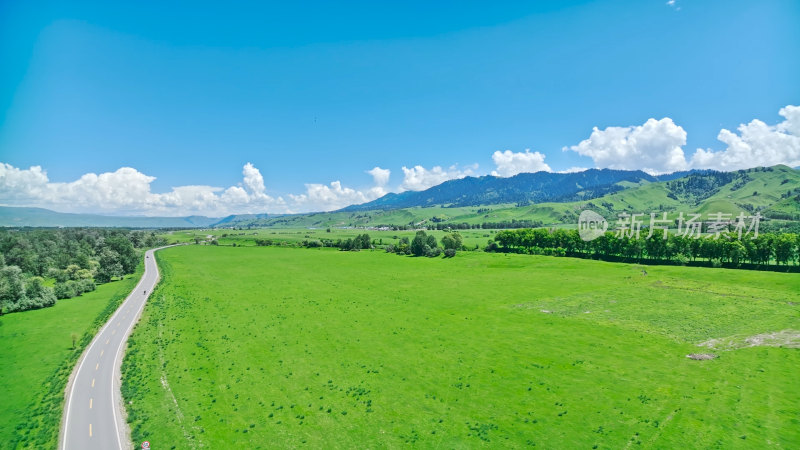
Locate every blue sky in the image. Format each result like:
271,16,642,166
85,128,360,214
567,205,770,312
1,0,799,215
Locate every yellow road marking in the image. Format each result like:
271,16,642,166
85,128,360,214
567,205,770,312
89,398,93,409
89,423,92,437
95,363,99,370
106,339,109,344
91,378,95,387
100,350,104,357
112,329,116,335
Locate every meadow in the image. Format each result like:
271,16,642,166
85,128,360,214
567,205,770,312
162,227,497,250
122,245,799,448
0,265,143,448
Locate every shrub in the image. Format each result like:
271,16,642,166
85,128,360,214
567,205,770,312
425,246,442,258
303,239,323,248
674,253,689,266
444,248,456,258
79,278,96,293
54,283,72,299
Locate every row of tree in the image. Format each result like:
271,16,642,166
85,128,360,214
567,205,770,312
0,229,166,314
385,231,462,258
490,228,800,268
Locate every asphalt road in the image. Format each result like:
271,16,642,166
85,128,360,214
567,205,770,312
61,247,165,450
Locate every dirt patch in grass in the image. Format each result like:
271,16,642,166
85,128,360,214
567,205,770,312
698,329,800,351
686,353,717,360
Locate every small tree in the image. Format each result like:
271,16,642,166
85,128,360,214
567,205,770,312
410,231,429,256
0,266,26,313
441,232,463,251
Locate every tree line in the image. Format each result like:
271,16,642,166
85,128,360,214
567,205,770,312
489,228,800,269
0,229,167,314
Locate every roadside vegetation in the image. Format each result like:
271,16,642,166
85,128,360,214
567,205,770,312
0,229,166,313
122,245,799,448
0,263,143,448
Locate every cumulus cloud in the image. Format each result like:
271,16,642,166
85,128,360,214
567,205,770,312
490,149,551,177
289,181,371,211
365,166,391,198
565,106,800,174
690,105,800,170
565,117,690,175
287,166,394,211
400,164,477,191
242,162,270,200
0,162,288,216
366,166,390,187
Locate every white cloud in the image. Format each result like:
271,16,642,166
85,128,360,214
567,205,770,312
490,149,551,177
0,164,50,201
0,162,288,216
564,117,690,175
365,166,391,198
289,181,372,212
690,105,800,170
242,162,270,200
287,166,394,212
366,166,390,187
558,167,589,174
400,164,477,191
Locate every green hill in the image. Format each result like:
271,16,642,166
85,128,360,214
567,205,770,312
220,165,799,229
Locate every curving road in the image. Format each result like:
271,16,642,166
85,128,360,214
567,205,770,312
61,246,169,450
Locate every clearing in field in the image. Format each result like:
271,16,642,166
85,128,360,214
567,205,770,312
122,245,800,448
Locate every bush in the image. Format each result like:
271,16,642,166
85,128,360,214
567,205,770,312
79,278,96,293
425,246,442,258
54,278,95,300
674,253,689,266
303,239,323,248
444,248,456,258
54,283,72,299
484,242,499,252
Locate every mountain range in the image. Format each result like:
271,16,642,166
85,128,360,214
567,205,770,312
1,165,798,228
342,168,692,211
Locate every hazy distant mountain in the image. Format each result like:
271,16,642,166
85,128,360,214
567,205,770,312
0,207,221,228
342,168,693,211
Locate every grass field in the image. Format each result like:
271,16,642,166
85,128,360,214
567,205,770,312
122,246,799,448
0,267,142,449
162,227,497,250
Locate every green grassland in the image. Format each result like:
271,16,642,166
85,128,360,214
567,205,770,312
162,228,496,250
0,266,142,449
122,246,799,448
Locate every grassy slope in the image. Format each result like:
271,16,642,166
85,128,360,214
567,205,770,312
0,266,143,449
122,246,799,448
